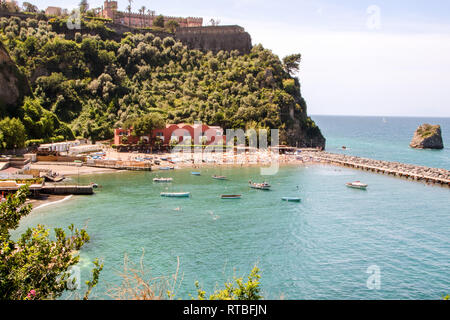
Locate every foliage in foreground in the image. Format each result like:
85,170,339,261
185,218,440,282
108,251,263,300
194,265,262,300
0,186,92,300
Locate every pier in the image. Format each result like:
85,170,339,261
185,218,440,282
302,151,450,187
0,182,94,196
41,184,94,195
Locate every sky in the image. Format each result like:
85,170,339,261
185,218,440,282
17,0,450,117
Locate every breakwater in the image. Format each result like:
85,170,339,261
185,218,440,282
41,184,94,195
302,151,450,187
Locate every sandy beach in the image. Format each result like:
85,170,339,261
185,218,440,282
30,163,120,176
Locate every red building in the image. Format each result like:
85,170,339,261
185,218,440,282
114,123,224,146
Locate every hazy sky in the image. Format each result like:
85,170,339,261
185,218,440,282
19,0,450,117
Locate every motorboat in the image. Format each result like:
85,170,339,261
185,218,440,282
212,175,227,180
160,192,190,197
282,197,301,202
159,166,174,170
220,195,241,199
191,172,201,175
153,177,173,182
346,181,368,190
249,181,271,190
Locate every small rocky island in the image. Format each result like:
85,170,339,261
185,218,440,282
410,124,444,149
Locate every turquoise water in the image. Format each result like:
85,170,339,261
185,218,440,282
15,164,450,300
313,116,450,169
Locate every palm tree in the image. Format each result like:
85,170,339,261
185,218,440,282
127,0,133,27
140,6,146,28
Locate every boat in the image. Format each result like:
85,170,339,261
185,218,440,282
160,192,190,197
249,181,271,190
221,194,241,199
282,197,301,202
43,173,65,183
212,175,227,180
159,166,174,170
346,181,368,190
191,172,201,175
153,177,173,182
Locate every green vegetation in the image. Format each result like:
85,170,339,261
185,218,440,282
194,265,262,300
124,113,165,137
0,186,94,299
0,117,26,149
417,124,440,139
0,14,322,147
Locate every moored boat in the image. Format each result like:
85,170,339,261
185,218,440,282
153,177,173,182
346,181,368,190
191,172,201,175
212,175,227,180
249,181,271,190
282,197,301,202
221,194,241,199
160,192,190,197
159,166,174,170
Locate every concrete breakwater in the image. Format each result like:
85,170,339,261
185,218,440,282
41,184,94,195
301,151,450,187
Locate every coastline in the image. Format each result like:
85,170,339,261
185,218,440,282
27,194,74,212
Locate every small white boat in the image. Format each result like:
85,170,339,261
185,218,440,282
212,175,227,180
346,181,368,190
160,192,190,197
159,166,174,170
282,197,301,202
249,181,271,190
191,172,201,176
153,177,173,182
221,194,241,199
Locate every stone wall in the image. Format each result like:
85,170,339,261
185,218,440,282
175,25,252,54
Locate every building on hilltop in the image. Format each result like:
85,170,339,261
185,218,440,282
45,6,62,16
100,0,202,28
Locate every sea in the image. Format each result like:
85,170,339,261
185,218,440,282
12,116,450,300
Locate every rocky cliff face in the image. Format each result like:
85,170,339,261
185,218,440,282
0,41,30,116
410,124,444,149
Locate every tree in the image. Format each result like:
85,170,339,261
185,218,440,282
209,18,221,26
0,186,94,300
22,2,38,13
79,0,89,14
0,117,26,149
153,15,164,28
282,53,302,75
127,0,133,27
139,6,146,28
165,19,179,33
125,113,165,142
194,266,262,300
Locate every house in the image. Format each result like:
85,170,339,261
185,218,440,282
45,6,62,16
114,123,224,146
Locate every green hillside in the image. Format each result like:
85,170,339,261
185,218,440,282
0,16,325,148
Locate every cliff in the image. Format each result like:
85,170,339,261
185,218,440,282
410,124,444,149
0,40,30,117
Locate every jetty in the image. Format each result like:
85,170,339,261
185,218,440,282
41,184,94,195
301,151,450,187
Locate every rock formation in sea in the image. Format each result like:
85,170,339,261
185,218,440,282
410,124,444,149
